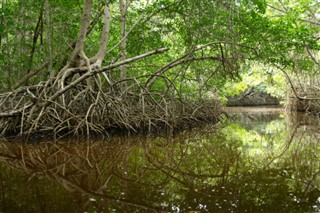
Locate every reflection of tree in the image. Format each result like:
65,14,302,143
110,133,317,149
0,121,319,212
0,139,167,212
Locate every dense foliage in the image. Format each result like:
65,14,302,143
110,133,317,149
0,0,318,94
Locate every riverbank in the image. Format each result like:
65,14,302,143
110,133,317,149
0,94,223,140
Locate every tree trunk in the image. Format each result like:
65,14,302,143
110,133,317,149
1,0,11,89
92,1,110,67
45,0,53,77
27,3,44,75
119,0,130,92
69,0,92,68
0,0,4,48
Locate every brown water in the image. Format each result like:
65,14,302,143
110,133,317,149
0,107,320,212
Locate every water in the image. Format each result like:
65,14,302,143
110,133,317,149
0,107,320,212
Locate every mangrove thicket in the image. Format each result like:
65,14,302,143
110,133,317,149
0,0,319,139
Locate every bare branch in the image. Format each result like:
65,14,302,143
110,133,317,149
276,65,320,100
145,41,231,90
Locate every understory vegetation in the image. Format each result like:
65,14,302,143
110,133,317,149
0,0,319,139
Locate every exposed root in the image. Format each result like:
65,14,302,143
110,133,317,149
285,86,320,115
0,74,222,139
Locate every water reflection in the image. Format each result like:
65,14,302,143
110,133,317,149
0,108,320,212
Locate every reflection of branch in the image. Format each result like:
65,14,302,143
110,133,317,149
166,166,225,179
264,124,298,168
0,141,167,212
303,170,320,197
50,172,163,212
148,155,194,188
144,138,230,199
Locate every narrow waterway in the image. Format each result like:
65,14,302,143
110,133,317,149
0,107,319,212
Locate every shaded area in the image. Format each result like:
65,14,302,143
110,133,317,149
0,109,319,212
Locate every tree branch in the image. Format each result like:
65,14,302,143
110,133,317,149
145,41,230,90
42,47,169,108
276,65,320,100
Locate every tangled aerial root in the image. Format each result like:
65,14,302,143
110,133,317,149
0,75,222,140
285,86,320,115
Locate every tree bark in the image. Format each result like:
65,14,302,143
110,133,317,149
43,47,169,108
1,0,11,89
14,2,105,89
0,0,4,47
69,0,93,68
92,1,110,67
119,0,130,92
45,0,53,77
27,3,44,74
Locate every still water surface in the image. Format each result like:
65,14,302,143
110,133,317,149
0,107,320,212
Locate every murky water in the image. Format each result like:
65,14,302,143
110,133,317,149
0,107,320,212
